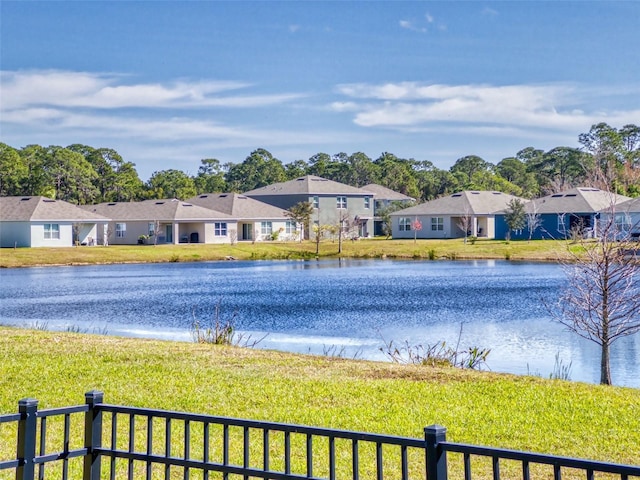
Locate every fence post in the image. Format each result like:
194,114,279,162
425,425,447,480
16,398,38,480
83,390,104,480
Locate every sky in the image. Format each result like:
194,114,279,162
1,1,639,181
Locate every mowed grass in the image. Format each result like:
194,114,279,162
0,238,571,268
1,327,638,473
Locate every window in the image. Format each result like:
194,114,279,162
148,222,155,236
214,222,227,236
431,217,444,231
399,217,411,232
285,221,296,234
557,215,566,233
312,196,319,208
116,223,127,238
261,222,273,235
337,196,347,209
44,223,60,239
615,213,631,232
364,197,370,209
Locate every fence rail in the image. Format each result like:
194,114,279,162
1,391,638,480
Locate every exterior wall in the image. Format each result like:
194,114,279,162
495,213,591,240
31,222,74,247
0,222,31,247
391,215,453,239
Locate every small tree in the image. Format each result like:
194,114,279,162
547,200,640,385
412,217,422,244
456,207,473,243
504,198,526,241
526,202,542,242
285,201,314,242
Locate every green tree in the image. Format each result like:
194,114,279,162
503,198,526,241
285,201,314,241
146,169,197,199
195,158,227,193
496,157,539,197
18,145,54,197
0,143,28,196
41,146,99,204
450,155,491,188
225,149,286,192
285,160,309,180
374,152,420,198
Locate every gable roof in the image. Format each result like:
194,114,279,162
0,196,109,222
187,193,289,219
529,188,631,214
243,175,373,196
361,184,414,201
82,199,231,221
391,191,524,216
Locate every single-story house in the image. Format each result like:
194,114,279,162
82,199,234,245
361,183,415,236
390,191,524,240
187,193,299,241
494,187,632,240
0,196,109,248
243,175,375,238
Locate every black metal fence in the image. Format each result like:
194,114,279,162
1,391,638,480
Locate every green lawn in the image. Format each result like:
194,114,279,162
0,238,572,268
1,327,638,474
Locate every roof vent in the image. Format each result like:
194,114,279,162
471,191,480,195
155,202,165,205
199,195,208,198
107,203,116,206
492,192,502,195
20,197,31,201
43,199,56,203
219,194,227,198
451,194,462,197
565,194,577,197
551,194,563,198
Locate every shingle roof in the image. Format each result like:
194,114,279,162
528,188,631,214
0,196,110,222
611,196,640,213
361,184,414,201
391,191,524,216
187,193,289,219
82,199,231,221
243,175,373,196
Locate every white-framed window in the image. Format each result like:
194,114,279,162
364,197,370,209
557,215,566,233
399,217,411,232
148,222,155,236
116,223,127,238
312,196,319,208
614,213,631,232
214,222,227,236
261,221,273,235
285,221,296,234
431,217,444,231
337,196,347,209
44,223,60,239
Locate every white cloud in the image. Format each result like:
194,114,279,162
0,70,303,110
335,81,640,133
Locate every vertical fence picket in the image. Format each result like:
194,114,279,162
376,442,383,480
146,416,153,480
329,436,335,480
164,418,171,480
127,414,135,480
306,433,313,478
223,424,229,480
263,429,270,473
62,413,71,480
38,416,46,480
203,422,210,480
184,420,191,480
492,456,500,480
352,439,359,480
284,431,291,475
401,444,408,480
110,412,117,480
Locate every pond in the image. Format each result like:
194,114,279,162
1,259,638,387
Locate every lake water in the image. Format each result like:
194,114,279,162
1,259,638,388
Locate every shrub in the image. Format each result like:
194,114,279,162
191,301,266,347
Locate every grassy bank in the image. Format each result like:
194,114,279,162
1,327,638,472
0,238,571,268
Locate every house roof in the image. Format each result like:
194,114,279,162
391,191,524,216
82,199,232,221
187,193,289,219
613,196,640,214
0,196,110,222
243,175,374,197
361,184,414,201
528,188,631,214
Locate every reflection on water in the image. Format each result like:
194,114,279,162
1,259,638,387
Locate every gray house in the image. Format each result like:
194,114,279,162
243,175,375,238
83,199,233,245
187,193,299,241
495,187,632,240
391,191,524,240
0,196,109,248
361,184,415,236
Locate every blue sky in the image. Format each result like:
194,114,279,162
1,1,639,181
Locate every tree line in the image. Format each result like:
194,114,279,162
1,122,638,205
